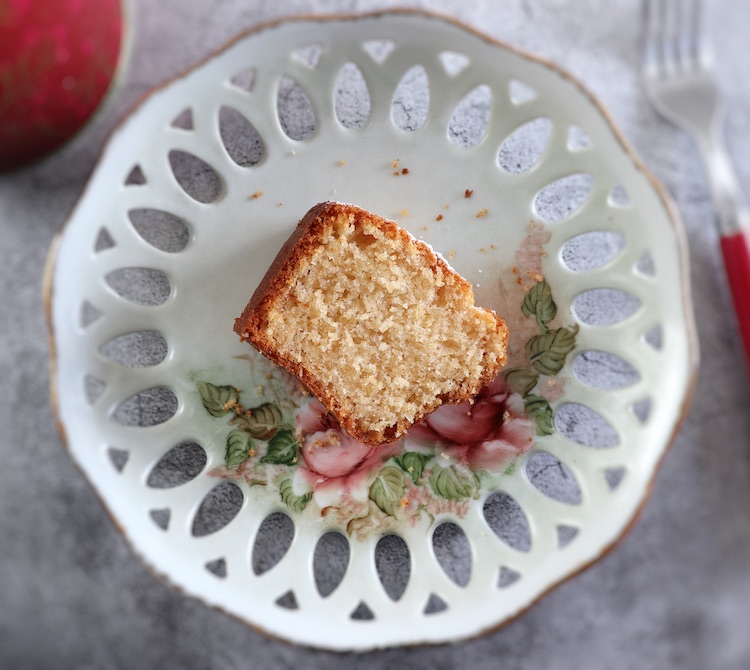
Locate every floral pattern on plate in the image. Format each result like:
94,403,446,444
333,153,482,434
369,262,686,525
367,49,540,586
199,222,578,536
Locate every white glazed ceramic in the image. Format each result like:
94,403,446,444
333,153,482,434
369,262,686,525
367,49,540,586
45,11,698,651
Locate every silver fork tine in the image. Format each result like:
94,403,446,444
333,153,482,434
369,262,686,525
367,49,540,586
674,0,692,72
679,0,710,71
676,0,697,71
669,0,697,74
642,0,662,77
690,0,711,68
685,0,703,66
646,0,680,76
658,0,674,75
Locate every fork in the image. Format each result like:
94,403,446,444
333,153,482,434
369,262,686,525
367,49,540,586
641,0,750,366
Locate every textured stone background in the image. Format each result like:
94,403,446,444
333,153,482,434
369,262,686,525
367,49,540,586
2,0,750,668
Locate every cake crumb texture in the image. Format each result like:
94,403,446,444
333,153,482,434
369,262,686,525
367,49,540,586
235,202,508,445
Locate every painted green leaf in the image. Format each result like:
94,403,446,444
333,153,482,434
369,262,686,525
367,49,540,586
394,452,432,484
522,280,557,327
225,429,252,468
505,367,540,396
369,466,407,516
503,460,519,476
279,477,312,513
260,428,299,465
232,402,284,439
525,395,555,436
527,324,579,376
197,381,240,417
429,465,480,501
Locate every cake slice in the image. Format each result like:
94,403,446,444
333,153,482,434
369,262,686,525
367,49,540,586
234,202,509,446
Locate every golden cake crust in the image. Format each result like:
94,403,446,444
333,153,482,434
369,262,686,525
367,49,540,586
234,201,509,446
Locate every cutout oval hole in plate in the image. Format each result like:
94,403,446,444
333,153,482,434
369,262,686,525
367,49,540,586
168,150,223,203
573,350,641,389
334,62,371,130
526,451,583,505
483,491,532,552
392,64,430,131
555,402,620,448
105,267,171,306
128,208,190,253
534,173,594,223
375,534,410,601
573,288,642,326
561,230,626,272
191,481,243,537
313,531,350,597
218,106,266,167
432,522,471,587
252,512,294,575
100,330,168,368
277,75,316,141
113,387,177,427
147,441,207,488
448,84,492,148
498,117,551,174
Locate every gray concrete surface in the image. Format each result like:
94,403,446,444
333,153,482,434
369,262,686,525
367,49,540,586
2,1,750,668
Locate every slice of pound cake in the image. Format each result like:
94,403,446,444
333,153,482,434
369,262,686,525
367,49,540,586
234,202,509,446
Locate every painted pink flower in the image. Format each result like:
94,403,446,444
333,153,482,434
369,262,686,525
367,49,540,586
292,400,402,507
406,376,535,473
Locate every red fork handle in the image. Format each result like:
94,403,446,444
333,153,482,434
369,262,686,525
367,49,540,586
720,230,750,366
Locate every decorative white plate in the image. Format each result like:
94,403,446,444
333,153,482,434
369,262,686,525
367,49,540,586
45,11,698,651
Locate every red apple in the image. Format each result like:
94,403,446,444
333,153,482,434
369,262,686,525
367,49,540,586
0,0,125,171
